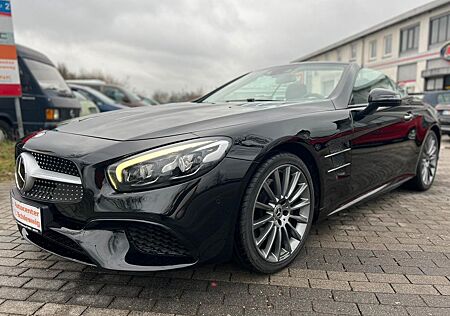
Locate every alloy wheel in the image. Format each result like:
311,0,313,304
421,134,438,186
251,164,311,263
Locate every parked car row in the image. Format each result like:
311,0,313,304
411,90,450,136
0,45,158,141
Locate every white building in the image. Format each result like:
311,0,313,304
293,0,450,93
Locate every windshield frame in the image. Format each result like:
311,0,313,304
199,63,347,104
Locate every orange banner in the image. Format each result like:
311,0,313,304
0,44,17,59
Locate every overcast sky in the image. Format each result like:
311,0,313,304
12,0,433,96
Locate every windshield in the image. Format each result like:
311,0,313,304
103,85,141,103
78,86,116,104
203,64,345,103
24,58,71,94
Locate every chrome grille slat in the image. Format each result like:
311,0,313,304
31,152,79,177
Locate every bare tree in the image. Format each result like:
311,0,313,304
57,63,124,85
152,89,203,104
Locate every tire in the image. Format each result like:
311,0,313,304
234,153,315,273
0,120,12,142
408,132,439,191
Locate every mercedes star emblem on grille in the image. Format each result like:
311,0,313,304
15,153,35,193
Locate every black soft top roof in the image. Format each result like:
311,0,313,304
16,44,54,66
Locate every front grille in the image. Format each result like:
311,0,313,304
23,179,83,203
31,152,79,177
127,224,190,257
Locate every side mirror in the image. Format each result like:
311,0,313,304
353,89,402,121
368,88,402,107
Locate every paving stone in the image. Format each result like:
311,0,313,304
59,281,104,294
0,275,30,287
289,268,327,279
28,290,72,303
269,296,313,311
375,293,426,307
35,303,87,315
327,271,368,282
365,273,410,284
82,307,130,316
23,278,66,290
350,281,394,293
391,283,439,295
109,297,156,311
198,303,243,316
20,268,61,279
68,294,113,308
421,294,450,307
248,284,289,296
312,300,360,315
406,306,450,316
0,300,44,315
99,284,143,297
406,274,450,285
358,303,408,316
332,290,378,304
435,285,450,295
309,279,351,290
244,306,291,316
153,298,199,315
269,276,309,288
0,286,35,300
290,287,333,300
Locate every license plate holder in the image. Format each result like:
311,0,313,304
11,197,42,233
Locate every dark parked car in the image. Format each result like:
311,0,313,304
422,90,450,107
435,103,450,135
68,84,127,112
0,45,80,140
11,63,441,273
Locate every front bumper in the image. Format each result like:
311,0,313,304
11,157,252,271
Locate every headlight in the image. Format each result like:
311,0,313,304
107,137,231,192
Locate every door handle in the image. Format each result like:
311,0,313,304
21,96,36,101
404,112,414,121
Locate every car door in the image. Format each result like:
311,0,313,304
348,68,418,197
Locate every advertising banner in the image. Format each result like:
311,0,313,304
0,0,21,97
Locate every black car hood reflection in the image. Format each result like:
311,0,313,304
55,101,334,141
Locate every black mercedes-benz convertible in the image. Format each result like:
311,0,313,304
11,62,440,273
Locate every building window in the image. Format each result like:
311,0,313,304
384,35,392,56
369,40,377,60
430,13,450,45
400,24,420,53
397,63,417,83
350,44,357,61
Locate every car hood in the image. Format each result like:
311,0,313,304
55,101,334,141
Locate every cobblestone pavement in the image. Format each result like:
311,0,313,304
0,138,449,316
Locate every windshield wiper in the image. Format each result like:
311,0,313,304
225,98,274,102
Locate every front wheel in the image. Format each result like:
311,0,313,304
234,153,315,273
408,132,439,191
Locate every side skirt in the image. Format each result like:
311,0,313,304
327,176,414,217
